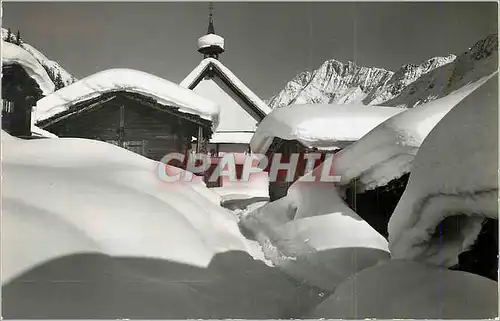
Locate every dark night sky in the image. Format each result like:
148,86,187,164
3,1,498,99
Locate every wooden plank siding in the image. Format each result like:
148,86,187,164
2,64,44,137
43,92,210,162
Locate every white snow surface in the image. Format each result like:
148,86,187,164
250,103,405,154
240,179,389,291
2,132,330,318
21,43,76,86
2,28,76,86
1,133,256,284
180,58,272,116
312,73,496,192
311,260,498,319
388,73,498,267
2,41,55,95
35,68,220,126
210,131,254,144
198,33,225,50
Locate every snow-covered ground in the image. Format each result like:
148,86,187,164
2,40,55,95
311,259,498,319
239,179,390,291
2,133,250,283
250,103,404,154
2,133,326,318
35,68,220,126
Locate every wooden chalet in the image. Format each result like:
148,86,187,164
36,91,213,162
2,41,55,138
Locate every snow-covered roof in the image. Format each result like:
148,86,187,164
35,68,220,126
250,104,405,154
2,41,55,95
198,34,224,50
299,72,495,193
180,58,272,118
210,132,254,144
388,73,498,268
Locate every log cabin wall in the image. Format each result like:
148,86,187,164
2,65,43,137
44,93,207,162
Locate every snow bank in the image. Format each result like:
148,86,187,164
180,58,272,117
388,74,498,267
2,40,55,95
2,134,329,318
311,259,498,319
35,68,220,126
1,134,251,284
240,180,389,291
326,73,496,191
250,104,404,154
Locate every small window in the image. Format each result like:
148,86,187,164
2,100,14,113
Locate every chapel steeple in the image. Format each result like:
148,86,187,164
197,2,225,60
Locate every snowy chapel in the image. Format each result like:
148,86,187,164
180,10,272,157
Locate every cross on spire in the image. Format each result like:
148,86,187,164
207,2,215,34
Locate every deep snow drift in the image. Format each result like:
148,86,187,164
35,68,220,126
310,76,498,319
250,103,404,154
388,74,498,267
240,179,390,291
1,133,326,318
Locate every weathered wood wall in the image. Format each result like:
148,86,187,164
2,65,43,137
45,93,206,161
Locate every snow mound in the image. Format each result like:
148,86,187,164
250,104,404,154
2,133,329,318
35,68,220,126
240,180,389,291
311,260,498,319
327,73,496,191
1,134,253,284
2,40,55,95
180,58,272,116
388,74,498,267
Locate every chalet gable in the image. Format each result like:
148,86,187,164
180,58,271,122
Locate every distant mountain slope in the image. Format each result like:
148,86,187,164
2,28,77,89
268,34,497,109
380,34,498,108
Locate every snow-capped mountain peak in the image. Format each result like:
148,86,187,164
269,34,497,109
